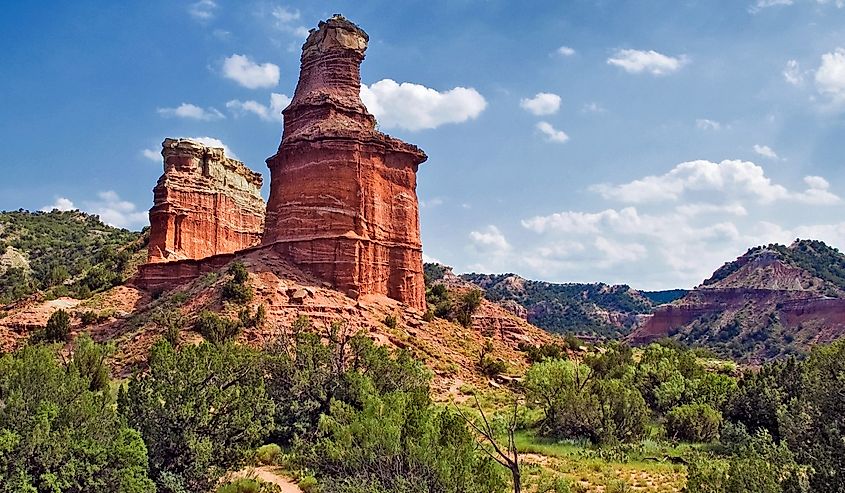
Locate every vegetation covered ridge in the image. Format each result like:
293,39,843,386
0,209,145,304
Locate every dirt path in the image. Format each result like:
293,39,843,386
226,466,302,493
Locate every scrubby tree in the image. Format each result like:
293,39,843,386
455,289,484,327
43,308,71,342
590,378,649,444
0,342,154,492
524,359,594,439
302,377,506,493
262,318,430,444
195,310,242,345
779,340,845,492
120,341,274,492
222,261,253,303
685,427,808,493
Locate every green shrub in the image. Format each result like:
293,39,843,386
780,340,845,491
170,290,189,305
196,310,242,344
524,359,649,444
383,313,398,329
217,477,281,493
666,403,722,442
519,342,567,363
222,262,254,304
152,307,186,346
524,359,596,440
69,334,112,392
531,471,579,493
254,304,267,328
591,379,649,444
229,261,249,283
262,328,430,445
563,334,583,350
479,355,507,377
255,443,282,465
606,479,632,493
79,310,99,325
223,281,254,304
297,475,319,493
426,283,453,320
44,309,71,342
240,306,263,329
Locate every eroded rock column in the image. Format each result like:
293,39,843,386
263,15,428,309
148,138,265,263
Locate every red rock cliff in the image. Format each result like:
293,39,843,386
263,15,428,310
148,138,265,263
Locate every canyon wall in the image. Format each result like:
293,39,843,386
629,288,845,345
262,16,428,310
147,138,265,263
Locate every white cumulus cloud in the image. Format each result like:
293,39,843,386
815,48,845,105
469,225,510,253
799,175,841,205
141,149,160,161
41,197,76,212
226,93,291,122
44,192,147,229
157,103,224,121
784,59,804,86
557,46,576,56
749,0,793,13
589,159,839,205
581,102,606,114
536,121,570,143
696,119,722,131
188,0,217,20
222,54,280,89
83,191,148,229
520,92,562,116
360,79,487,131
753,144,779,159
186,136,237,159
271,6,309,37
594,236,648,267
607,49,687,75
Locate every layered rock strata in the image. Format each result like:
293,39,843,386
628,243,845,355
263,16,428,310
147,138,265,263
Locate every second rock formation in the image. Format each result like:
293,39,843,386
147,138,265,263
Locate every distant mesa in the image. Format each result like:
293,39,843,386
137,15,428,310
628,239,845,362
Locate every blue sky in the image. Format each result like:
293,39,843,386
2,0,845,289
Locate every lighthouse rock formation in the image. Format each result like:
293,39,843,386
139,16,428,311
263,16,428,310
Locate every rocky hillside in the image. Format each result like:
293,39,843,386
629,240,845,362
458,271,655,338
0,210,145,304
1,245,557,395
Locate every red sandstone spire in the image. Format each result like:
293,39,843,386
263,15,428,310
282,15,373,137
